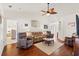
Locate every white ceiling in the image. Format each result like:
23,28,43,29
2,3,47,13
2,3,79,13
1,3,79,20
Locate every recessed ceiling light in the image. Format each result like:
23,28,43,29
8,5,12,8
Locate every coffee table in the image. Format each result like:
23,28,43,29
43,38,54,46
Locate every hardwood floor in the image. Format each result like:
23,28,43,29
74,38,79,56
2,42,73,56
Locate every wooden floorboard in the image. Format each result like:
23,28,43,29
2,42,73,56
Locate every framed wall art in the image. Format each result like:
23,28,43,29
44,25,48,29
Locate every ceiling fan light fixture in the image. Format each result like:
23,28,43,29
41,3,57,16
8,5,12,8
46,13,50,16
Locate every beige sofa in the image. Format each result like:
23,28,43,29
31,32,45,43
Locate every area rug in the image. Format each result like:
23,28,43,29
34,40,64,55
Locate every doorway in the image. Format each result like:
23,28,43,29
49,22,59,40
6,20,17,44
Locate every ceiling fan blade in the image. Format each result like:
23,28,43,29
41,10,46,12
40,3,57,15
50,12,57,14
42,13,47,16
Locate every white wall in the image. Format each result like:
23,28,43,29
17,18,51,32
63,14,76,37
0,16,7,56
0,4,7,56
17,19,31,32
58,14,77,41
0,4,3,56
0,24,4,56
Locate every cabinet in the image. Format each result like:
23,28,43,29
65,37,73,47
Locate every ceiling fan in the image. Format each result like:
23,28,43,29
41,3,57,16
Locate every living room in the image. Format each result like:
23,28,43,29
0,3,78,56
